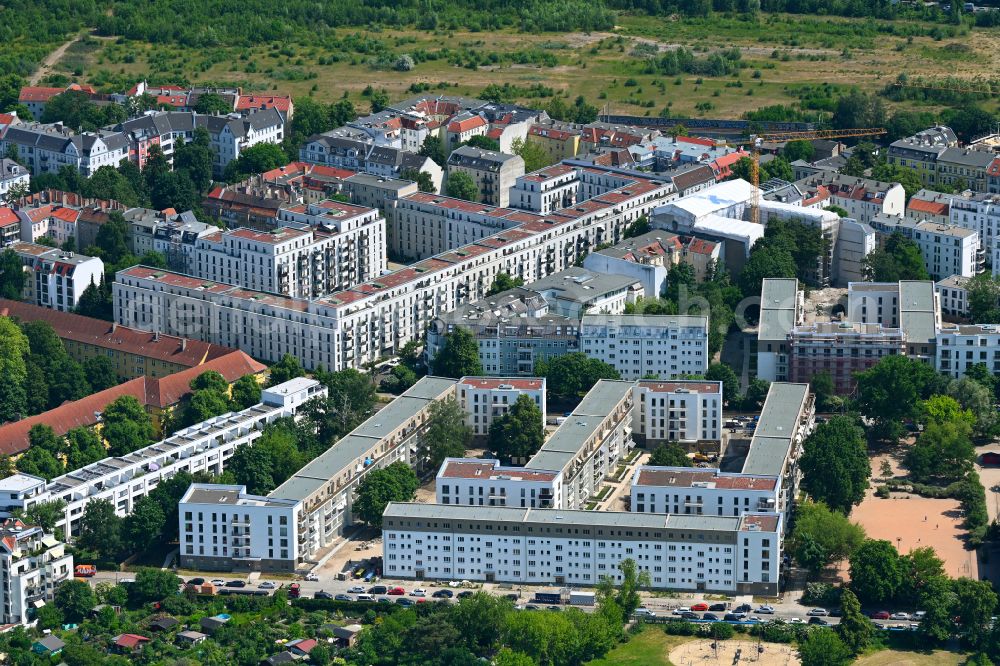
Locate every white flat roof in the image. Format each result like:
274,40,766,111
655,179,755,219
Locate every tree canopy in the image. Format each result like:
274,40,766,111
535,352,620,406
422,397,473,470
799,415,870,513
432,328,484,379
863,232,929,282
446,171,479,201
790,501,866,575
353,462,420,527
488,394,545,464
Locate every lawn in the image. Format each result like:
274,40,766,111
586,626,692,666
49,12,1000,119
854,649,968,666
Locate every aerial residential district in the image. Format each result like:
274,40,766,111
2,2,1000,665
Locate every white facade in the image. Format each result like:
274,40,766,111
382,503,782,594
936,275,970,319
0,520,73,626
436,459,562,509
937,324,1000,378
509,164,579,214
0,379,325,540
951,194,1000,268
113,164,674,372
0,124,129,177
179,484,301,573
870,214,982,280
848,282,902,328
795,173,906,224
632,380,722,445
11,243,104,312
630,467,780,517
580,314,709,381
0,159,29,200
456,377,546,437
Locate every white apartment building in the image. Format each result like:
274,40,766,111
951,194,1000,269
530,268,644,319
382,503,782,594
509,164,579,214
0,378,325,540
869,214,982,280
848,282,902,328
179,484,301,573
630,467,780,517
436,459,562,509
524,380,635,510
580,314,709,381
0,519,73,626
0,124,130,177
113,164,674,372
0,159,29,200
937,323,1000,378
632,380,722,446
936,275,971,319
795,173,906,224
456,376,546,437
16,204,79,246
11,242,104,312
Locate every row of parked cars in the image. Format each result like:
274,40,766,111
324,585,497,604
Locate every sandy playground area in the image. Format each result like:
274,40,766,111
842,455,977,580
669,639,800,666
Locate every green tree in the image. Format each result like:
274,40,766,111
465,135,500,151
54,579,97,623
863,232,929,282
948,376,998,437
899,546,946,607
101,395,154,456
129,568,182,604
511,137,552,172
230,375,262,410
800,416,870,513
624,216,650,239
849,539,903,606
16,499,66,532
401,168,436,193
422,396,473,470
65,427,108,470
267,353,305,387
536,352,620,405
419,136,447,166
82,356,119,392
227,442,276,495
739,244,797,297
798,628,853,666
35,602,64,630
905,418,975,482
446,171,479,201
855,354,939,441
487,272,525,296
193,93,232,114
93,211,131,266
223,142,289,182
75,278,114,321
432,328,483,378
488,394,545,463
648,443,692,467
791,501,866,575
783,139,816,162
369,89,390,114
16,446,63,481
76,498,123,561
0,316,28,423
353,461,420,527
122,495,166,554
836,588,874,653
320,368,377,435
705,362,740,405
966,273,1000,324
811,371,835,411
451,592,512,655
173,127,214,192
742,377,770,411
832,90,886,131
28,423,62,455
186,387,232,425
0,248,26,300
917,575,957,644
953,578,998,649
596,558,651,617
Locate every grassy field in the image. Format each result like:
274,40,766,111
854,649,968,666
48,12,1000,119
586,626,693,666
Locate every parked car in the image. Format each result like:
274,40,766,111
410,588,427,597
723,613,745,622
807,608,829,616
356,593,375,602
457,591,475,599
504,593,519,601
432,589,454,599
709,603,728,612
633,608,657,617
808,617,830,626
912,611,926,620
873,622,886,629
348,586,366,594
734,603,752,613
334,594,352,602
225,580,246,588
258,581,277,590
870,611,890,620
690,603,709,611
703,612,720,621
369,585,388,595
755,605,775,614
671,607,690,615
187,577,205,586
525,604,541,611
377,597,392,604
890,612,910,620
547,605,563,612
395,597,415,606
828,608,843,617
789,618,805,624
304,573,319,582
210,579,225,586
388,587,405,596
681,611,701,620
314,591,334,600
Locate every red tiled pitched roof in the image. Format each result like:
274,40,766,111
143,351,266,409
907,198,949,216
988,158,1000,178
0,208,18,227
114,634,150,650
18,87,64,103
235,95,292,112
447,116,486,133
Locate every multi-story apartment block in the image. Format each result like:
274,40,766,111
906,189,953,226
15,202,80,246
788,322,905,393
445,113,489,148
436,459,562,509
756,278,803,382
936,274,971,319
299,131,443,192
191,200,386,298
382,503,782,594
0,207,19,245
179,484,302,573
10,243,103,312
508,164,579,214
114,164,674,372
869,214,982,279
887,126,958,187
0,378,324,539
580,314,709,381
0,519,73,625
0,299,238,380
530,268,644,318
524,380,635,510
937,147,996,192
0,159,29,200
0,123,129,177
989,157,1000,195
951,194,1000,269
123,207,217,273
456,376,546,438
795,173,905,224
848,282,901,327
937,323,1000,378
446,146,525,208
630,467,780,517
632,380,722,447
526,124,581,162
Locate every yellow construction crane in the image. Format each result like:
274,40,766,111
746,127,888,225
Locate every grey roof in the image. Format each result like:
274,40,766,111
758,278,799,342
35,635,65,651
742,382,810,477
670,163,716,191
382,502,756,532
529,267,640,304
592,229,680,260
580,313,709,331
898,280,938,344
938,147,995,169
4,125,73,152
448,145,521,171
936,274,969,290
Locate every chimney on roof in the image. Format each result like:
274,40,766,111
153,330,160,342
181,338,187,351
111,322,117,333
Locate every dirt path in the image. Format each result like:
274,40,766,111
29,33,83,85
